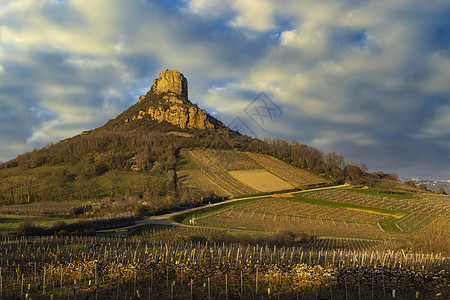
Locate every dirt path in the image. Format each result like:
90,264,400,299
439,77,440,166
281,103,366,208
96,184,349,237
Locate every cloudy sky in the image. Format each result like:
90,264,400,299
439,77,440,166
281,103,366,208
1,0,450,178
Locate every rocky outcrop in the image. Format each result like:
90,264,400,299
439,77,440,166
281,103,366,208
128,104,216,129
128,69,219,129
151,69,188,100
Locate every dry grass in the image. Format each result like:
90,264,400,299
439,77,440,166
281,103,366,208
229,169,294,192
166,131,192,137
246,152,326,187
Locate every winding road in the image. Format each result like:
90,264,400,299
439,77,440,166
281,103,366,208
97,184,349,237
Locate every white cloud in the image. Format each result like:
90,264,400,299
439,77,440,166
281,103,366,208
186,0,231,17
1,0,450,177
228,0,276,32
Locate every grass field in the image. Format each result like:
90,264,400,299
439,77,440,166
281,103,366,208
0,213,82,233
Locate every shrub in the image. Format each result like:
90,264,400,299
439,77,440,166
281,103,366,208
6,161,19,168
15,220,44,236
56,229,69,236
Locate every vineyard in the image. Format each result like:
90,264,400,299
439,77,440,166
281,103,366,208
228,170,294,192
0,203,86,234
189,150,261,171
183,195,398,238
177,170,226,196
235,198,389,223
196,209,386,238
188,150,259,196
183,150,327,196
303,189,450,216
300,188,450,233
0,203,82,216
0,236,448,299
135,226,390,252
395,213,445,233
246,152,326,187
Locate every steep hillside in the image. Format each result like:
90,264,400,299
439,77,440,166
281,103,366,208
177,149,327,196
0,69,416,220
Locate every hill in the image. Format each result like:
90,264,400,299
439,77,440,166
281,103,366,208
0,69,424,231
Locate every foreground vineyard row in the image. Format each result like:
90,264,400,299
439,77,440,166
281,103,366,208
0,236,448,299
137,226,393,252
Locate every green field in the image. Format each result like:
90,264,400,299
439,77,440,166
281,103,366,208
0,213,82,233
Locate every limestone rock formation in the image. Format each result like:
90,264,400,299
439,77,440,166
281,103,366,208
127,70,220,129
151,69,188,100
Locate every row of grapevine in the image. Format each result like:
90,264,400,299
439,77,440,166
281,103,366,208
200,209,385,238
303,189,450,216
0,236,448,299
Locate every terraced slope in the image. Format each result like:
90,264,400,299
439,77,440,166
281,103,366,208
189,150,258,196
177,149,329,196
228,169,294,192
177,170,226,196
246,152,327,187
